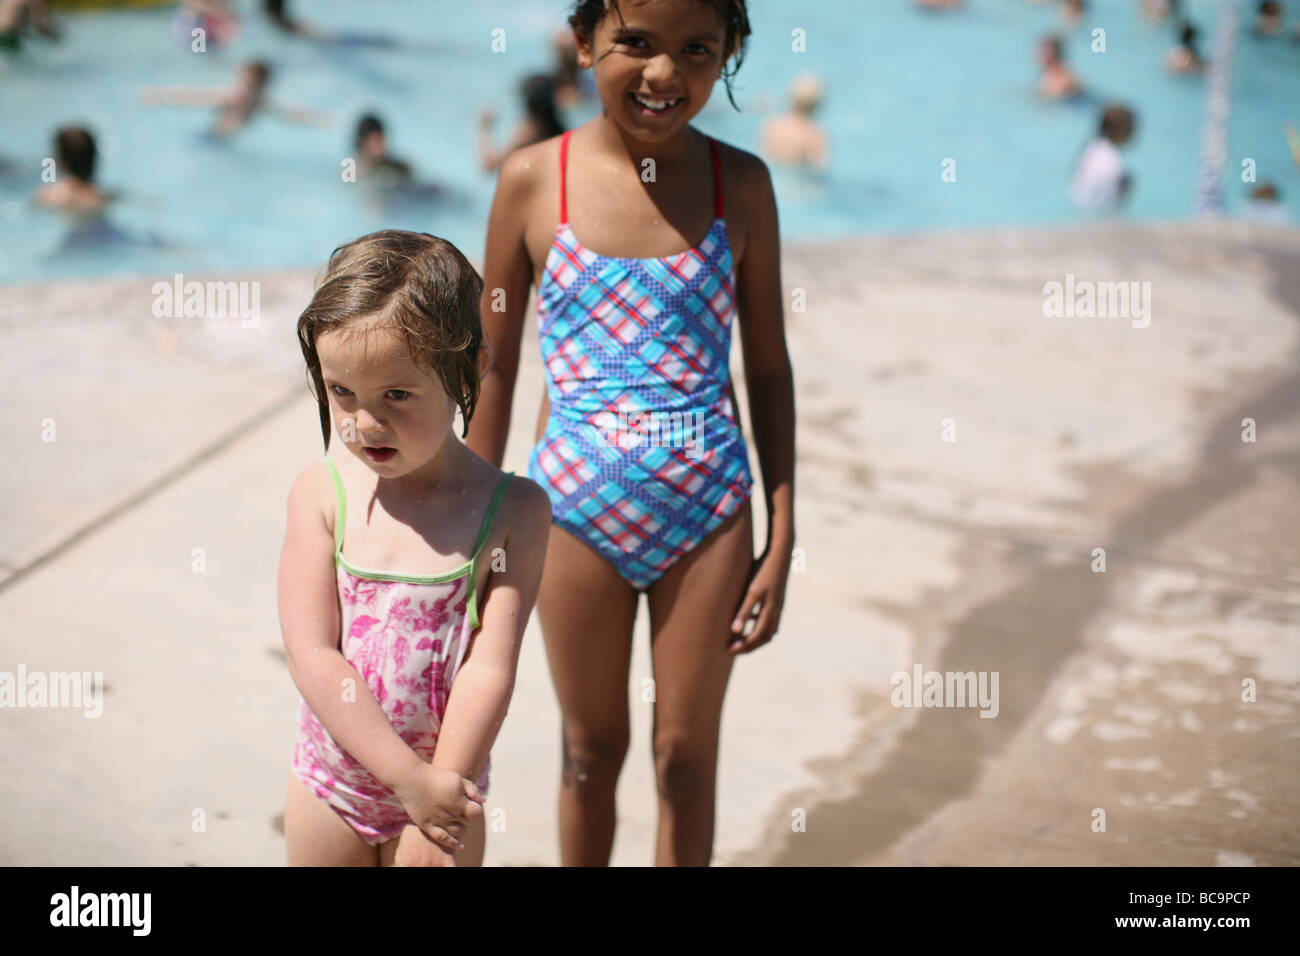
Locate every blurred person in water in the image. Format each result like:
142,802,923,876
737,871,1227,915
1167,22,1206,73
477,74,566,174
1037,35,1084,100
142,60,332,141
760,74,830,172
1251,1,1285,37
1070,104,1137,212
0,0,59,52
1243,182,1289,225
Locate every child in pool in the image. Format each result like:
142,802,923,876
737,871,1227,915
470,0,795,866
142,60,331,141
280,230,552,867
34,126,116,220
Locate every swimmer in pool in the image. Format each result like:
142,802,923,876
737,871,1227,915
34,127,116,221
171,0,238,51
1061,0,1087,29
0,0,59,52
1244,182,1289,225
1166,23,1206,73
32,126,163,249
1037,35,1084,100
1252,1,1285,37
1070,104,1137,211
477,74,566,174
142,60,333,141
760,74,830,172
355,115,413,187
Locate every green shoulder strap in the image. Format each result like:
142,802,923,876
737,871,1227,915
466,472,514,632
322,456,346,558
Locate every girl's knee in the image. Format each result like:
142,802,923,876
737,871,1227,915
651,737,716,802
560,729,629,793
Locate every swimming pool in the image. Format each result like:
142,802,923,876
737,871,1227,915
1,0,1296,282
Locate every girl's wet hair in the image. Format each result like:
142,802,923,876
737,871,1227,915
296,230,486,451
568,0,752,109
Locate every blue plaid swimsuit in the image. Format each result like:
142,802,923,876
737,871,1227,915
527,130,753,590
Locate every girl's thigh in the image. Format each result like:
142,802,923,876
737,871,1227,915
536,523,640,736
645,503,754,742
284,771,379,867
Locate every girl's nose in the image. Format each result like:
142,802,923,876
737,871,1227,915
354,407,384,432
642,52,679,84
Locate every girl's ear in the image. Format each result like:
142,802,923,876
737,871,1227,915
572,26,595,69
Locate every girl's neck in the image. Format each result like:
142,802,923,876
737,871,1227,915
589,113,698,167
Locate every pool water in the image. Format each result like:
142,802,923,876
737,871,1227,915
1,0,1296,282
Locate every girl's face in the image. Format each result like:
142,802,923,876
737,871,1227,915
316,322,459,477
575,0,730,141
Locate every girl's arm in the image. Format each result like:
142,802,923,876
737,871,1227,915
278,462,475,848
730,149,797,652
429,479,552,785
269,101,334,129
465,146,540,466
139,87,226,107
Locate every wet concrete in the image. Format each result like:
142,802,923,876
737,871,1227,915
744,235,1300,867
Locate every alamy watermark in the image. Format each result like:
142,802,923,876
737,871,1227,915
890,664,999,718
1043,273,1151,328
152,273,261,327
0,667,103,718
595,407,707,459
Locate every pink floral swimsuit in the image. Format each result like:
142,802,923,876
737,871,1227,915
292,456,514,846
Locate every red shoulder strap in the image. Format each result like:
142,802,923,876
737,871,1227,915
709,137,724,219
558,130,572,224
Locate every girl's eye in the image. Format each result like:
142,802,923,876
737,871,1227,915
386,390,410,401
614,34,647,49
685,43,711,55
330,384,351,397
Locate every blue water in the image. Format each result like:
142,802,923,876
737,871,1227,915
0,0,1296,282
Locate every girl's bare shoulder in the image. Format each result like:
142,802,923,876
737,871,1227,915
711,138,776,263
494,472,552,545
714,138,775,207
286,457,337,539
494,133,565,208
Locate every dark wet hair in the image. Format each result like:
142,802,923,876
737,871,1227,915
1099,104,1136,141
1179,22,1199,47
355,113,385,149
522,74,565,140
1259,1,1280,16
55,127,96,182
297,230,486,450
1041,35,1064,59
568,0,751,109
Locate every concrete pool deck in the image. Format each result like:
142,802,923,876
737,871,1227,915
1,221,1298,866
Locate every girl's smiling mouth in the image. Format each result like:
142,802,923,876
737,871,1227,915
629,92,683,115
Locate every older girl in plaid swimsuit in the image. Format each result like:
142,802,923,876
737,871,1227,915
472,0,795,865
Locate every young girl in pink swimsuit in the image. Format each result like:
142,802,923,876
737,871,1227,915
471,0,795,865
279,230,551,866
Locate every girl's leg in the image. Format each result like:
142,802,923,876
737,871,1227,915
536,524,639,866
644,502,754,866
284,771,379,866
